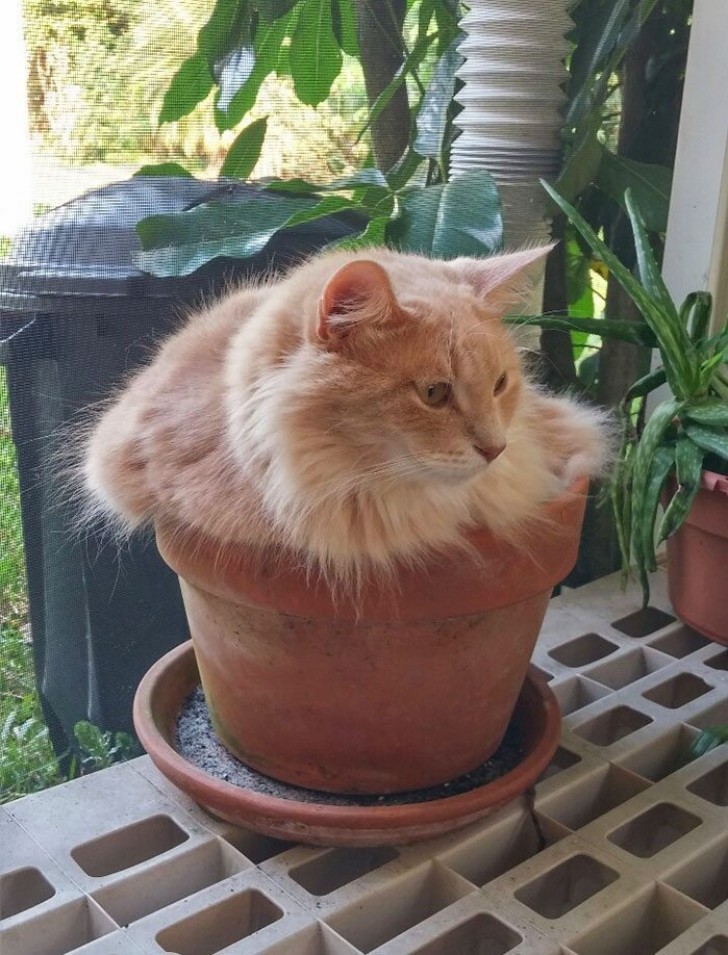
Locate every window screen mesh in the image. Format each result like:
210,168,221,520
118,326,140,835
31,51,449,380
1,0,368,802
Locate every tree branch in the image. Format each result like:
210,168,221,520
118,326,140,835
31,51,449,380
354,0,411,172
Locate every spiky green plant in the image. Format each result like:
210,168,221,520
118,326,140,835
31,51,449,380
511,182,728,604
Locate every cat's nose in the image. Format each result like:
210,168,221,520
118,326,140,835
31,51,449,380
473,442,505,463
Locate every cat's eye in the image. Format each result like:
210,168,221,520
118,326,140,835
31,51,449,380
494,372,508,396
416,381,452,407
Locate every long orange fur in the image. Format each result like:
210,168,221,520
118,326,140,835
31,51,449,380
83,246,611,581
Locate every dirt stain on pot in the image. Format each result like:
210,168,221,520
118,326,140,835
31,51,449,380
175,688,525,807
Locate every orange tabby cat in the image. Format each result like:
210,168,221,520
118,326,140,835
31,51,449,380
83,246,610,580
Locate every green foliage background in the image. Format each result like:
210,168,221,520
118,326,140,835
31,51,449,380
22,0,370,177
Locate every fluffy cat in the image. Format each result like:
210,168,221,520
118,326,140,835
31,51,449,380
83,246,610,581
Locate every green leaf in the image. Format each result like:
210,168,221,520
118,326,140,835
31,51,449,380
289,0,342,106
610,417,635,580
417,0,436,41
260,168,389,194
134,163,193,178
220,117,268,179
388,170,502,258
414,36,463,161
198,0,248,63
331,0,358,56
542,181,660,325
624,367,667,403
634,443,675,601
555,111,603,205
624,190,678,320
658,435,703,542
386,148,426,191
681,291,713,343
684,399,728,428
326,214,390,251
135,194,319,276
543,180,689,398
357,29,437,145
258,0,299,19
218,13,291,129
432,0,459,53
630,400,681,578
578,352,600,390
567,0,660,126
506,315,657,349
159,53,214,125
215,47,257,113
568,0,634,110
282,194,360,228
683,422,728,461
565,230,597,330
598,152,673,233
689,726,728,761
627,190,694,396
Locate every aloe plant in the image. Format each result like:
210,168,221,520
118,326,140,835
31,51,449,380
511,182,728,604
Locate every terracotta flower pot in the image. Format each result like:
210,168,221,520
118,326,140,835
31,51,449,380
133,645,561,846
667,469,728,644
154,477,588,795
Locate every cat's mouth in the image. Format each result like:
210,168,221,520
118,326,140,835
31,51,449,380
418,456,491,483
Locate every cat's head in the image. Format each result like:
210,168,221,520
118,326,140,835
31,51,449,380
281,246,552,487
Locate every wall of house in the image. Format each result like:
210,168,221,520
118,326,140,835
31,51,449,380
663,0,728,333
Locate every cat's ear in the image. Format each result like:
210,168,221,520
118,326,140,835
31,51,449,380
317,260,398,349
450,244,555,309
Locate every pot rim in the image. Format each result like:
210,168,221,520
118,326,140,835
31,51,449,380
702,468,728,495
155,475,590,622
133,640,561,834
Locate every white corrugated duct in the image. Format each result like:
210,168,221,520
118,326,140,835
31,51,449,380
662,0,728,335
449,0,572,250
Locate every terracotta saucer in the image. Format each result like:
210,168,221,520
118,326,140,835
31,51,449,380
133,641,561,847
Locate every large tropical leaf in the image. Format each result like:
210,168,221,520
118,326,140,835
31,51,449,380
555,111,603,205
260,169,389,194
289,0,343,106
598,152,673,234
159,52,214,124
198,0,250,64
215,47,257,113
331,0,358,56
326,214,390,251
388,171,502,258
684,399,728,428
567,0,660,125
217,12,292,129
134,194,319,276
414,36,463,162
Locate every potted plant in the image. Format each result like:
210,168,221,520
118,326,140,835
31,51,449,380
514,182,728,643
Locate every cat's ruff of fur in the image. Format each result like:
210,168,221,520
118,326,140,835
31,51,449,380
83,246,611,582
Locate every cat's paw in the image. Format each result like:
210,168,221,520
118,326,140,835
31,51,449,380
533,394,615,486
